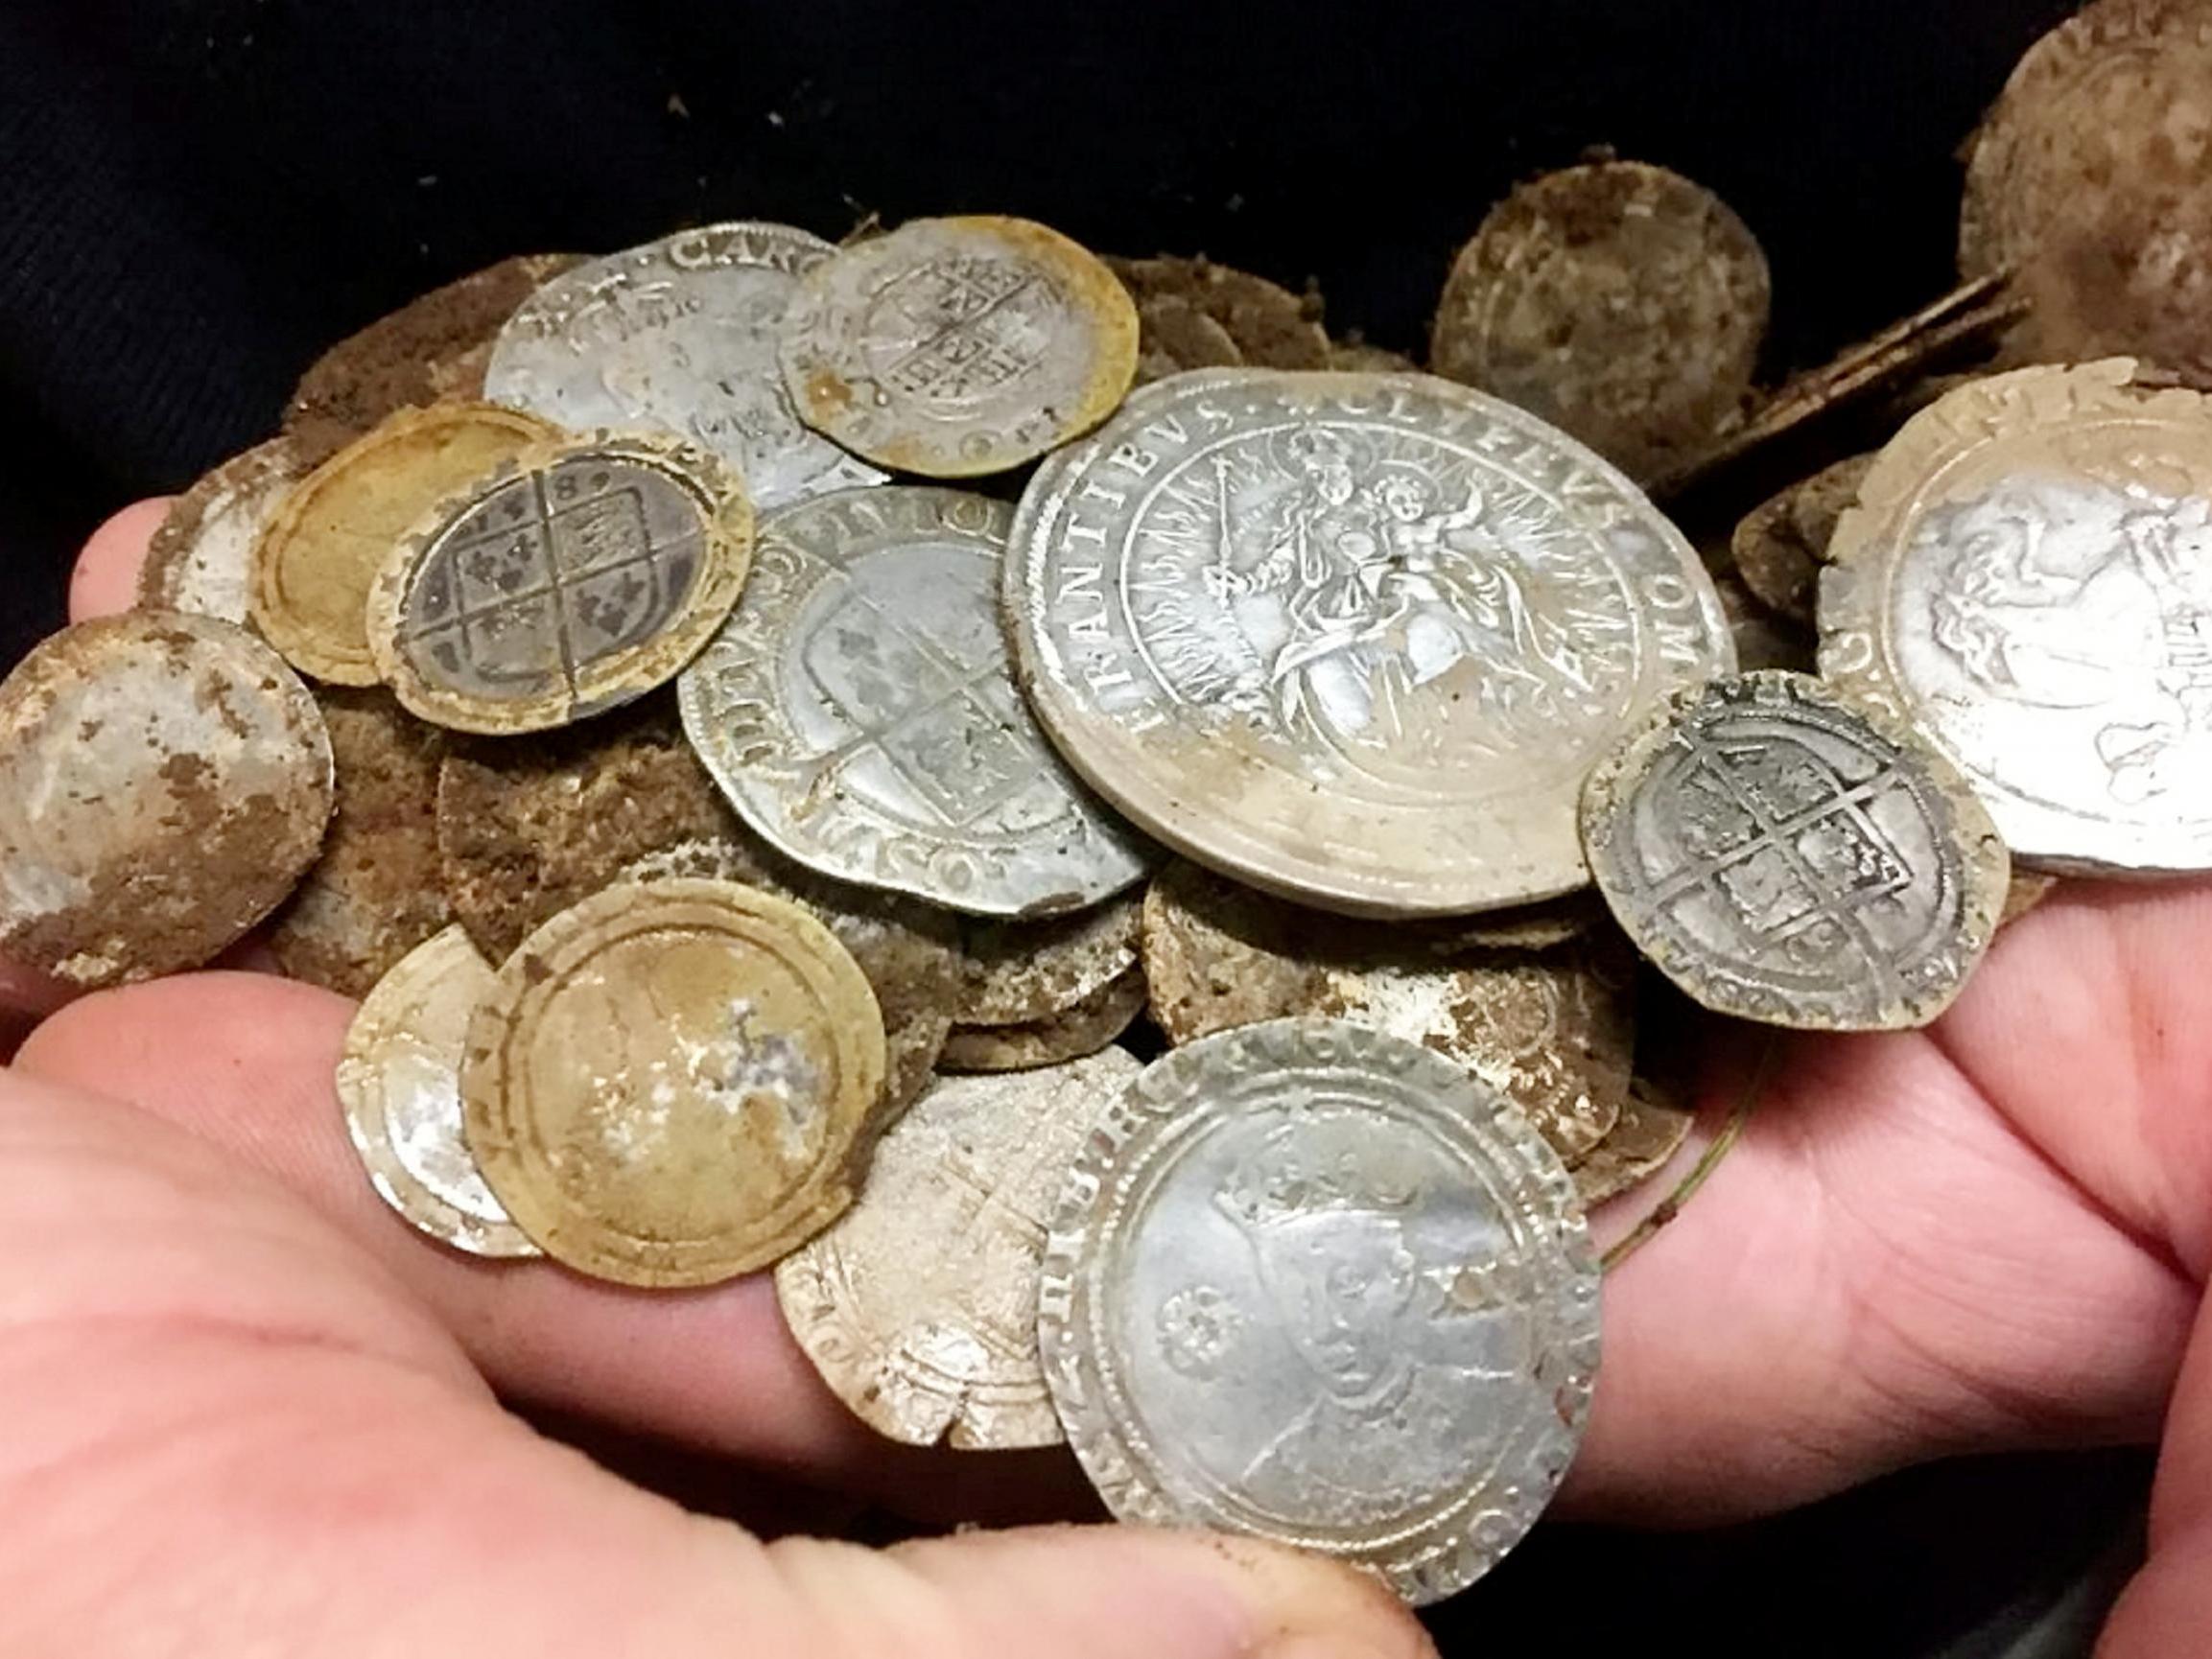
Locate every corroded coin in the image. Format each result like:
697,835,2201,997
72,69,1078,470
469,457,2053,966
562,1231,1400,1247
1430,161,1771,483
780,217,1140,477
680,485,1152,916
955,891,1142,1026
1572,1083,1696,1209
251,403,556,685
337,924,537,1258
137,436,306,624
1130,292,1245,386
1819,361,2212,872
462,877,886,1287
1581,672,2008,1030
1006,369,1735,916
368,433,753,735
1108,255,1331,371
1730,454,1875,625
940,964,1146,1074
0,613,333,986
483,223,886,507
776,1048,1140,1449
1038,1017,1599,1605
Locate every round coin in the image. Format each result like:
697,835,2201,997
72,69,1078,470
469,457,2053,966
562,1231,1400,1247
1581,672,2008,1030
0,613,333,986
1572,1083,1696,1209
939,963,1146,1074
780,217,1140,477
337,924,537,1258
1108,255,1331,371
462,877,886,1287
1005,369,1735,915
1037,1017,1599,1605
776,1047,1141,1450
250,403,557,685
369,433,753,735
1818,361,2212,872
137,436,306,624
680,485,1153,916
483,222,886,507
1730,454,1875,625
955,892,1142,1026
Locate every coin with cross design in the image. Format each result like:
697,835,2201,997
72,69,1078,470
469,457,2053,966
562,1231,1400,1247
1579,671,2008,1030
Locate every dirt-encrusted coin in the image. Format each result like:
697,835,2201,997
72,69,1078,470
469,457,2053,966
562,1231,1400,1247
1730,454,1875,624
0,613,333,987
1572,1084,1696,1209
462,877,886,1287
1037,1017,1599,1605
1129,292,1245,385
337,924,537,1258
137,436,306,624
1108,255,1331,370
940,963,1146,1074
681,485,1152,916
955,892,1142,1026
1581,671,2008,1030
781,217,1139,477
776,1047,1141,1450
368,433,753,735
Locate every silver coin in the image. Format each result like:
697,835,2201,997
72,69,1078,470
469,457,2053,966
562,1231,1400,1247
1038,1016,1598,1606
1580,672,2009,1030
137,436,304,623
679,485,1153,916
1006,369,1736,916
483,222,884,508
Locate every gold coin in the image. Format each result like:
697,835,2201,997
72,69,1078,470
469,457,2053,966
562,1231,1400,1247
337,924,537,1258
251,403,556,685
462,877,886,1287
367,432,753,735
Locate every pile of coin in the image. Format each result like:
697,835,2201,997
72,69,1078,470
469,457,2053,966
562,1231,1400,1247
4,0,2208,1606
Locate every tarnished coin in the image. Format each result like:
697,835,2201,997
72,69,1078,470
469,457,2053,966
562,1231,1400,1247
1711,569,1814,674
1038,1017,1599,1605
1819,361,2212,872
1430,161,1771,483
1130,293,1244,386
1328,338,1422,375
270,689,452,997
337,925,536,1258
1108,255,1332,370
1572,1083,1696,1209
368,433,753,735
1730,454,1876,625
288,252,584,460
780,216,1140,477
2001,870,2060,928
955,891,1142,1026
680,485,1153,916
1581,672,2008,1031
1006,369,1735,916
483,223,886,507
939,964,1146,1074
137,436,306,624
250,403,556,686
462,878,887,1287
776,1048,1141,1449
0,613,333,986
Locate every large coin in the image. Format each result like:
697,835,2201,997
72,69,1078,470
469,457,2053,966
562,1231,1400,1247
776,1048,1141,1450
337,924,537,1258
1582,671,2008,1030
1038,1017,1598,1605
1006,369,1735,915
680,485,1153,916
368,433,753,735
1818,361,2212,872
483,223,886,507
137,436,306,624
780,216,1139,477
461,877,886,1287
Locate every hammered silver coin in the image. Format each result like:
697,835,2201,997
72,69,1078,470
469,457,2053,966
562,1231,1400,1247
1037,1016,1599,1606
483,222,885,508
679,485,1154,917
1005,369,1735,916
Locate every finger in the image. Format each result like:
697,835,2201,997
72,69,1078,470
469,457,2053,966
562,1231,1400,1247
2100,1269,2212,1657
68,497,171,621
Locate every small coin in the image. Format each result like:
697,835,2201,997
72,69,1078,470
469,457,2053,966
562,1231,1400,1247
137,436,306,624
1581,671,2008,1031
680,485,1153,916
1572,1082,1696,1209
251,403,557,686
1818,361,2212,873
1006,368,1735,916
781,216,1140,477
337,924,537,1258
1037,1016,1598,1605
368,432,753,735
1130,293,1245,385
483,222,886,508
1108,255,1331,370
269,689,452,997
1430,161,1771,482
1730,454,1875,625
955,891,1142,1026
0,613,333,986
462,877,887,1287
776,1047,1141,1449
288,252,584,460
939,964,1147,1074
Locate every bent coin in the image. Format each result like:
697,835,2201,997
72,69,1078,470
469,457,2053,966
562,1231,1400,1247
1038,1017,1599,1605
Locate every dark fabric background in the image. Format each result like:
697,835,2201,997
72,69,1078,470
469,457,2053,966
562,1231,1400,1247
0,2,2145,1652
